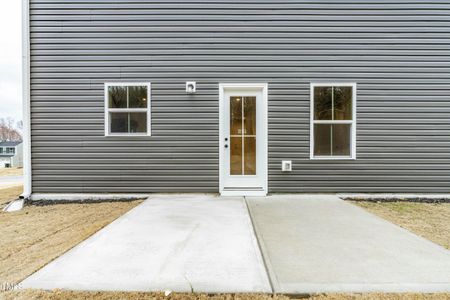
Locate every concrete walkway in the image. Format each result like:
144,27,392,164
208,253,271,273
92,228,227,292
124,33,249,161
247,194,450,294
21,194,450,294
21,195,271,293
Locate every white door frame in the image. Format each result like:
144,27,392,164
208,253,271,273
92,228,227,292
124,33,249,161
219,83,268,196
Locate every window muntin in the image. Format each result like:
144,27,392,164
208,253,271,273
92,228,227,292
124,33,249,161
105,83,151,136
311,83,356,159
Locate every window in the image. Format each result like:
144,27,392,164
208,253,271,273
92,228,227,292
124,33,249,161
0,148,3,154
6,147,15,154
104,83,151,136
310,83,356,159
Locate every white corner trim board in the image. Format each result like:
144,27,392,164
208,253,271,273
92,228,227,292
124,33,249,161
21,0,32,199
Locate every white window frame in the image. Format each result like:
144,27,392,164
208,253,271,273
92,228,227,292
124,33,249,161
104,82,151,137
310,82,356,160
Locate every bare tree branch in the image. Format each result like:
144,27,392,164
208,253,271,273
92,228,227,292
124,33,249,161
0,117,23,142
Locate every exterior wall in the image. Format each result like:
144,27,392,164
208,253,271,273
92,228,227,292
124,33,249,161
29,0,450,193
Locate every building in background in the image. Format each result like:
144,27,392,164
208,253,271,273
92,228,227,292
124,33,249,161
0,141,23,168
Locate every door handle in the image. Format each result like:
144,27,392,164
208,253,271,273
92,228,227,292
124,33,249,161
224,144,228,148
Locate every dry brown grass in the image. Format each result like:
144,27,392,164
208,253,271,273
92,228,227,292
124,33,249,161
1,290,449,300
352,201,450,250
0,198,142,285
0,168,23,177
0,186,23,208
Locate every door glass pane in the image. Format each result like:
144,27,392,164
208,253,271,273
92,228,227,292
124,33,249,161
229,95,258,176
108,86,127,108
332,124,351,155
129,86,148,108
230,137,242,175
314,124,331,156
244,137,256,175
314,86,332,120
243,96,256,135
230,96,242,135
334,86,352,120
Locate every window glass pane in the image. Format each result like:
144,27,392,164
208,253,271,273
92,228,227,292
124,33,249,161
244,137,256,175
314,124,331,156
129,86,148,108
230,96,242,135
243,96,256,135
332,124,351,156
334,86,352,120
129,113,147,133
108,86,127,108
230,137,242,175
110,113,128,133
314,86,332,120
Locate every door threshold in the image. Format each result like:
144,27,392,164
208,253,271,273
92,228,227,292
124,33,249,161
221,188,267,197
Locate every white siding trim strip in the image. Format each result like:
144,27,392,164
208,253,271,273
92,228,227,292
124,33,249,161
22,0,32,199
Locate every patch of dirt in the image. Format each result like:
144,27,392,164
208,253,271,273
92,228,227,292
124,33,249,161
351,201,450,250
0,199,142,284
0,186,23,208
0,290,449,300
0,168,23,177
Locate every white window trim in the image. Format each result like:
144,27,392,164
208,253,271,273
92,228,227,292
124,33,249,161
310,82,357,160
104,82,151,137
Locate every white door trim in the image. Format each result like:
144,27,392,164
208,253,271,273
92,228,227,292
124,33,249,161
219,83,268,196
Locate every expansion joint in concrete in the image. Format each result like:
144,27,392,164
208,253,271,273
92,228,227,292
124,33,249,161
243,196,275,294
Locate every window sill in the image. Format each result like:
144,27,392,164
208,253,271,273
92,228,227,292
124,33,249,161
105,133,151,137
310,156,356,160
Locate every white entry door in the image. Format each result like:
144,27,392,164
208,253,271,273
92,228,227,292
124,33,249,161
219,83,268,196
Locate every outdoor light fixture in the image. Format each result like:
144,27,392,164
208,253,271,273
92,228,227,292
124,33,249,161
186,82,196,94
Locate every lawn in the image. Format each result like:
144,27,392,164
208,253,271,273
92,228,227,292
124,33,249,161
352,201,450,250
0,186,23,208
1,290,450,300
0,168,23,177
0,186,142,285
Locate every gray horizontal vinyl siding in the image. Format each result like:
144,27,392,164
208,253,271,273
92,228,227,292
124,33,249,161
29,0,450,193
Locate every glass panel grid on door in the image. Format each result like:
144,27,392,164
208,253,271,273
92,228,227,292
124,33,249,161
230,96,256,175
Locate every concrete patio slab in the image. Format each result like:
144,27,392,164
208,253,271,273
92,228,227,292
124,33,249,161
21,194,271,293
247,194,450,294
